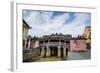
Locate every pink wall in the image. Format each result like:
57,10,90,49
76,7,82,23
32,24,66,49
70,39,87,51
30,40,39,48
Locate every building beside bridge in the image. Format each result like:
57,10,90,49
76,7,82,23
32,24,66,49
83,26,91,49
23,19,31,49
70,37,87,52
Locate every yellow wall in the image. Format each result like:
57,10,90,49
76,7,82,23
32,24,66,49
23,23,30,48
23,27,29,40
83,27,91,44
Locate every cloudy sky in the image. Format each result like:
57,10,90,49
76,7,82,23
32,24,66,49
23,10,91,37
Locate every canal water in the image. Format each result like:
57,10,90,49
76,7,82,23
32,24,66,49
67,50,91,60
24,50,91,62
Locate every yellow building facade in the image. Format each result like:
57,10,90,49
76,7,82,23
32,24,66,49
23,20,31,49
83,26,91,48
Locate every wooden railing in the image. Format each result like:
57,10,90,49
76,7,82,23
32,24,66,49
40,42,69,47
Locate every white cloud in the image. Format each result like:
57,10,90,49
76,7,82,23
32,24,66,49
23,10,90,37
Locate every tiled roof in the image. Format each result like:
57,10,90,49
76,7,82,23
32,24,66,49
23,19,31,29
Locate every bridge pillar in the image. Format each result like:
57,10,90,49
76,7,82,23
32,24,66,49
57,46,61,57
41,47,45,57
46,47,51,57
24,39,27,49
28,39,31,49
63,47,66,58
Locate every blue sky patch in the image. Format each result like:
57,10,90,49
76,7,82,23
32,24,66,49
23,10,91,37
